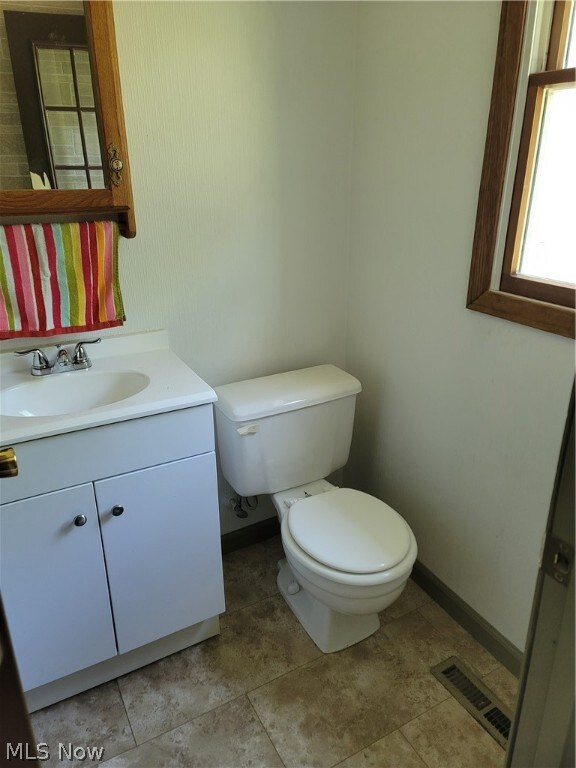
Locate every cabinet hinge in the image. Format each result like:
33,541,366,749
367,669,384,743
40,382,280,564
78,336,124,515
542,534,574,587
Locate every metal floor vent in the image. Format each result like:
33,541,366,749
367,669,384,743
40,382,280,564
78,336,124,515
431,656,512,748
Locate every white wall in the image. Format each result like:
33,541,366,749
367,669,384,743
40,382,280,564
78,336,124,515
109,2,357,534
112,1,356,388
345,1,574,651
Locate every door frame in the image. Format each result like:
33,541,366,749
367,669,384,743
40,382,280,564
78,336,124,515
506,385,575,766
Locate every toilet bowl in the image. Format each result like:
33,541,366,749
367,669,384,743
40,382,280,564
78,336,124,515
213,364,418,653
272,482,417,652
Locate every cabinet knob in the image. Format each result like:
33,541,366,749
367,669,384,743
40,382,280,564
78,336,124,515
74,514,88,527
111,505,124,517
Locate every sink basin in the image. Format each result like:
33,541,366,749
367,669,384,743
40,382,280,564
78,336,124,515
0,331,218,444
0,371,150,418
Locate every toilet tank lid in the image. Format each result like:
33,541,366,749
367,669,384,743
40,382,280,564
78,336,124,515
213,365,361,421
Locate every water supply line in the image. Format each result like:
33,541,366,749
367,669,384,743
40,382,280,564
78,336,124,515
231,495,259,519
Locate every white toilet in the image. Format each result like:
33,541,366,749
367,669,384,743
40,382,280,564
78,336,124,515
214,365,417,653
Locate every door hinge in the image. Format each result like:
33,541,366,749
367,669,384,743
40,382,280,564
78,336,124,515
542,534,574,587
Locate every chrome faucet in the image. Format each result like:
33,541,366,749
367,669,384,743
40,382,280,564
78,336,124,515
15,338,101,376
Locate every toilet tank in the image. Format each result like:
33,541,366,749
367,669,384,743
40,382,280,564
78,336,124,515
213,365,362,497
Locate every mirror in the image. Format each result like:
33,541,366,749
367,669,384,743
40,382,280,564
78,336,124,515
0,1,135,237
1,2,106,192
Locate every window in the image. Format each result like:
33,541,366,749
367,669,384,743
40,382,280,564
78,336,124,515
35,44,105,190
467,1,575,338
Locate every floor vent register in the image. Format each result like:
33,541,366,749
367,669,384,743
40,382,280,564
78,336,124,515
431,656,512,748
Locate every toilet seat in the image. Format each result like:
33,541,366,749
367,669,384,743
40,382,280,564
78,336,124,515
281,493,417,589
288,488,411,574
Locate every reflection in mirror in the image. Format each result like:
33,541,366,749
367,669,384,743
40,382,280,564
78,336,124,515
0,1,105,191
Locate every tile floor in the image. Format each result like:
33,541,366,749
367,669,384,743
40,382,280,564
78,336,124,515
31,535,519,768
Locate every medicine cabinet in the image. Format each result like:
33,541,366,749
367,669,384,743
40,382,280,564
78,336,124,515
0,1,135,237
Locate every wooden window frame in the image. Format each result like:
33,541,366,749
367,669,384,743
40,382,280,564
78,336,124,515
467,1,575,338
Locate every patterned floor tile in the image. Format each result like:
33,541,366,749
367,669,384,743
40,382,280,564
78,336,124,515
118,595,320,743
31,681,134,768
100,696,284,767
249,612,453,768
482,664,519,712
400,697,505,768
222,535,285,614
336,729,428,768
418,602,500,676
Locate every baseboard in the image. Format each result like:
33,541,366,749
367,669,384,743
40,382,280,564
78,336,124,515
412,561,523,676
221,517,280,554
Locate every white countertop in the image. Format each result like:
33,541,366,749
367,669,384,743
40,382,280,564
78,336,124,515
0,331,216,446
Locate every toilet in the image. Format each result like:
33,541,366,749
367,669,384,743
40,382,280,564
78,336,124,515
214,365,417,653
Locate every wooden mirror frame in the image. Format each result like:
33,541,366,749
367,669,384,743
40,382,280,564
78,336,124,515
0,1,135,238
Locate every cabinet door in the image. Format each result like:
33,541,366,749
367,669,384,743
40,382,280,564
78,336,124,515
95,453,225,654
0,484,117,691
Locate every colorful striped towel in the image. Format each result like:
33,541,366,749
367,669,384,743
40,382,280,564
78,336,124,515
0,221,125,340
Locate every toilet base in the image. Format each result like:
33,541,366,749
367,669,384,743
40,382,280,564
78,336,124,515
277,559,380,653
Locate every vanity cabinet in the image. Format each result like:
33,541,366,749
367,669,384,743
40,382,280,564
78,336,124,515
0,405,225,699
1,484,117,691
94,454,223,655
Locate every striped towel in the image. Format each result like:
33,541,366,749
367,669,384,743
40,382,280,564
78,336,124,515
0,221,125,340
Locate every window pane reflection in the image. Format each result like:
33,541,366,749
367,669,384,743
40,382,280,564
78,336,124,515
89,170,105,189
81,112,101,165
37,48,76,107
74,49,95,108
56,169,88,189
46,111,83,167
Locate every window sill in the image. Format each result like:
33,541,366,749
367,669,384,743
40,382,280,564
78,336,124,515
467,287,575,338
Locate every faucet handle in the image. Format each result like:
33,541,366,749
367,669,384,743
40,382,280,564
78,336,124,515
72,337,101,365
14,348,51,371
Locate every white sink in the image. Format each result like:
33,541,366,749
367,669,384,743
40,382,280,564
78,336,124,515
0,331,217,444
1,371,150,417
